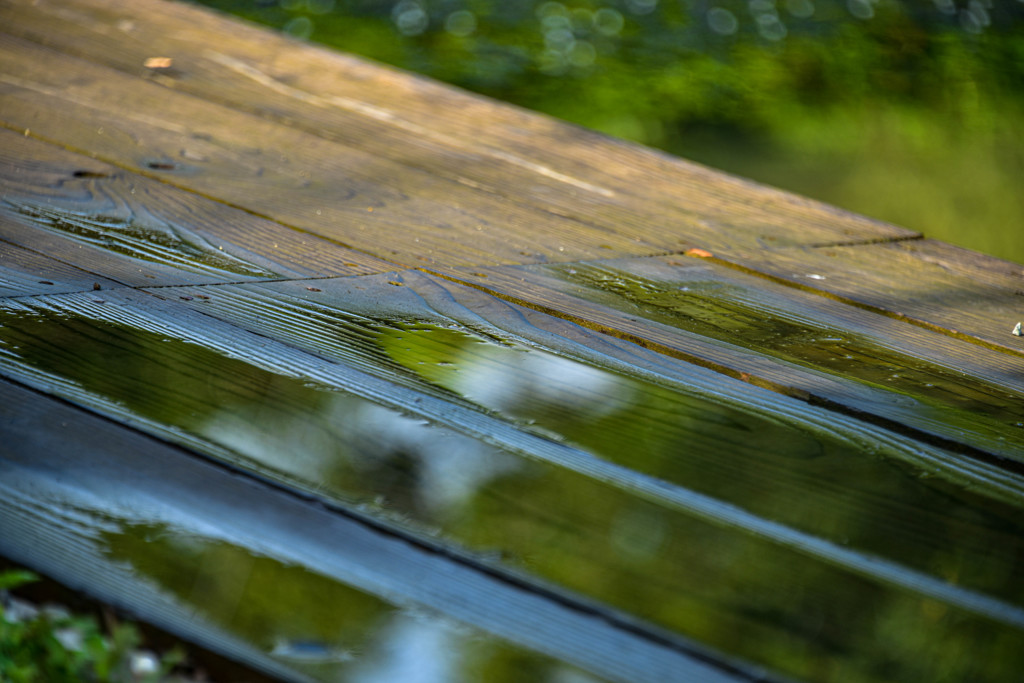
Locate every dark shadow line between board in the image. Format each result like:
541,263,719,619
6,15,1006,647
0,371,780,683
7,272,1024,640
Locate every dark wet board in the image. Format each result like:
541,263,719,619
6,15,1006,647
731,240,1024,352
0,378,748,683
1,0,1024,681
0,234,121,297
444,258,1024,461
2,283,1024,682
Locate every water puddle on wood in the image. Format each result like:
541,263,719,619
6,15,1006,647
547,261,1024,454
2,292,1024,682
5,201,278,278
0,470,610,683
103,521,602,682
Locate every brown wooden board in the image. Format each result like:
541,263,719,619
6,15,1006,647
0,0,917,267
0,377,750,683
441,259,1024,461
0,35,653,267
0,129,395,286
4,0,1018,352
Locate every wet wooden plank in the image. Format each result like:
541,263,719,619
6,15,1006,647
443,260,1024,461
0,235,121,297
3,284,1024,683
0,378,745,683
727,240,1024,353
0,0,917,271
0,129,395,284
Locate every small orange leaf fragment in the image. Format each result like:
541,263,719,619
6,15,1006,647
685,248,714,258
144,56,173,69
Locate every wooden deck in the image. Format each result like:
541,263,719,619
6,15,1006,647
1,0,1023,681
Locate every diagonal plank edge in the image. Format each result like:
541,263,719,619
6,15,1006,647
727,241,1024,354
2,2,1024,681
3,0,1017,352
0,128,397,292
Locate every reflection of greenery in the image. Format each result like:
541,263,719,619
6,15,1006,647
4,301,1024,681
375,315,1024,595
553,263,1024,442
102,524,588,682
195,0,1024,263
105,523,388,674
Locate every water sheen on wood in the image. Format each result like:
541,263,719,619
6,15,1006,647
1,1,1023,682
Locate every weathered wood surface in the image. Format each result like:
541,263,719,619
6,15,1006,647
0,0,916,259
1,0,1023,681
0,130,396,281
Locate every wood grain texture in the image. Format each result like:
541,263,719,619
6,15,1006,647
0,0,918,268
2,2,1024,681
2,0,1016,347
0,35,651,267
0,234,121,297
0,129,395,284
153,271,1024,528
442,259,1024,461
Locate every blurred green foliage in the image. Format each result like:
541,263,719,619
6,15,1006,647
195,0,1024,263
0,570,183,683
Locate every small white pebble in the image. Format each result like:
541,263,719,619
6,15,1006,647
54,627,84,652
130,651,160,675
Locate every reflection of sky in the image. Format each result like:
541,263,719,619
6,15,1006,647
348,609,602,683
349,612,457,683
449,344,630,419
351,404,520,516
201,392,521,520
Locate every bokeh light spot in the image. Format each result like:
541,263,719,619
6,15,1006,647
708,7,739,35
593,8,625,35
392,0,428,36
283,15,313,39
445,10,476,37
